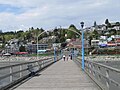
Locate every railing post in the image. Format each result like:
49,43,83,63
89,63,92,74
38,61,41,70
54,47,56,62
10,66,13,82
106,70,109,89
92,64,95,76
20,65,22,78
98,66,101,81
42,60,44,67
86,61,89,72
61,49,63,59
44,60,46,66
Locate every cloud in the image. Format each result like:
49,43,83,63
0,0,120,32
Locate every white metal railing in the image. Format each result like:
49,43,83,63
0,57,61,90
75,57,120,90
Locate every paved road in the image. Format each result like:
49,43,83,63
14,58,100,90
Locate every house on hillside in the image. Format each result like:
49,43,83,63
3,39,20,54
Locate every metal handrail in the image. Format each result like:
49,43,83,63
0,57,59,90
0,58,52,71
86,60,120,73
76,57,120,90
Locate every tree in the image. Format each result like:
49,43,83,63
94,21,97,27
40,28,44,32
53,28,59,36
91,30,99,39
107,23,111,28
19,45,26,52
105,19,109,25
116,22,120,26
105,19,111,28
60,36,66,43
15,30,24,39
43,32,48,37
2,35,5,43
69,24,77,30
61,29,66,36
25,31,32,40
31,27,34,31
47,31,52,36
67,24,78,39
109,29,117,35
55,39,59,43
61,42,67,48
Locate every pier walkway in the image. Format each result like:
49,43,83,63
14,58,100,90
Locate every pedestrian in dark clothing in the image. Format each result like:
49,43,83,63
70,55,72,60
63,55,65,61
67,56,68,61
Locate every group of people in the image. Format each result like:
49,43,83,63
63,54,72,61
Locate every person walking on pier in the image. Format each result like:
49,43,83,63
70,54,72,60
67,56,68,61
63,55,66,61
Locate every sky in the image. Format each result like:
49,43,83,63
0,0,120,32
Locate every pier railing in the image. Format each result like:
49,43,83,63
75,57,120,90
0,57,60,90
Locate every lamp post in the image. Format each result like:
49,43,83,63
37,31,57,61
67,27,85,70
37,31,46,60
54,47,56,62
80,22,85,70
52,42,57,62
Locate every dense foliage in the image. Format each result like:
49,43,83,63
0,25,81,48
